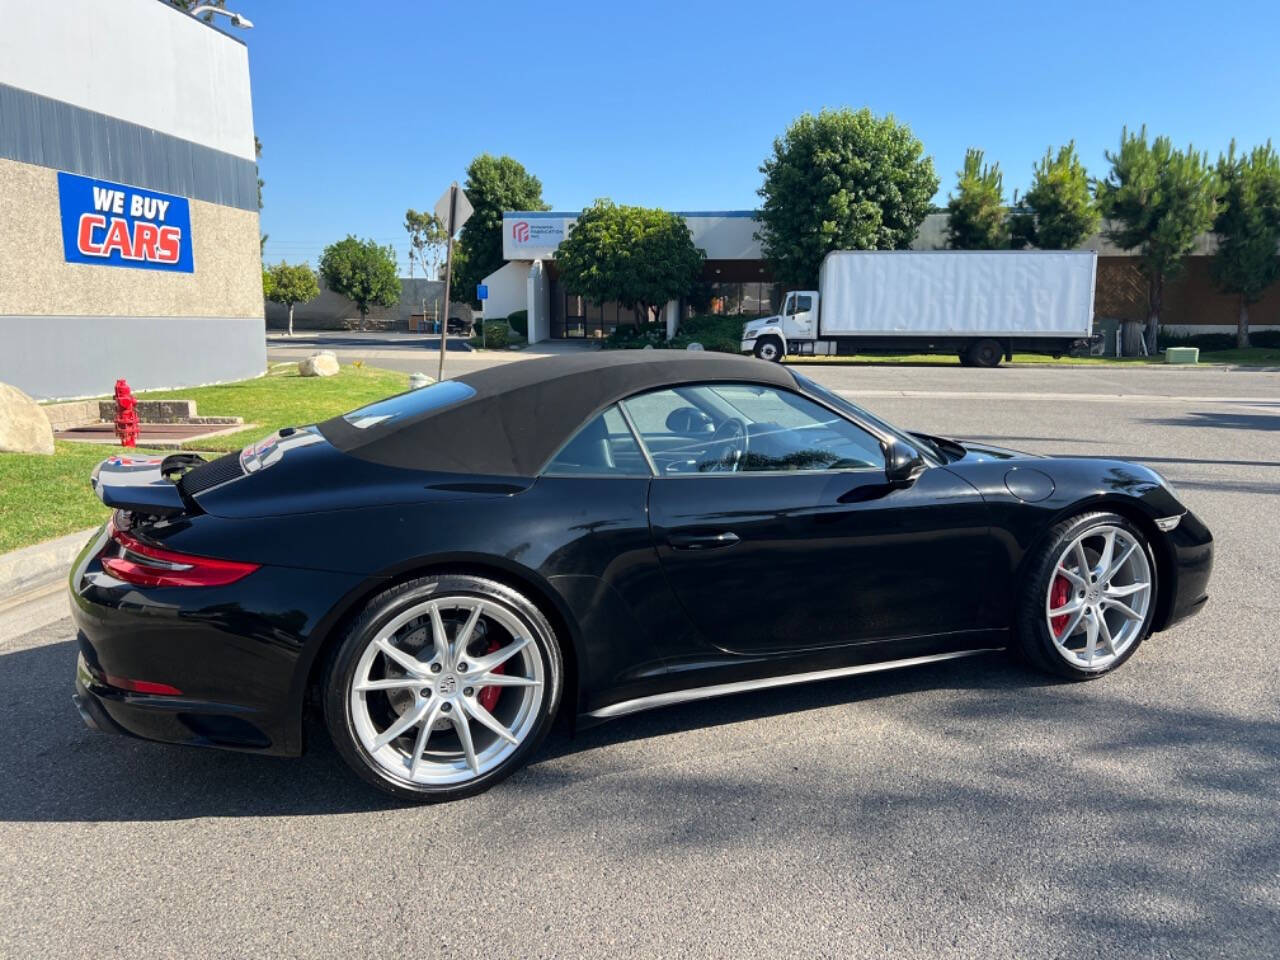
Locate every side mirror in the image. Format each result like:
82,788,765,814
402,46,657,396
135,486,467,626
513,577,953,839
885,442,927,486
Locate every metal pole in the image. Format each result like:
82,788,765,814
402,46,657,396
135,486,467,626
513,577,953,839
437,183,457,381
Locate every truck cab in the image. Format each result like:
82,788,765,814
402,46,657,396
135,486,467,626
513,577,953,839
740,290,819,360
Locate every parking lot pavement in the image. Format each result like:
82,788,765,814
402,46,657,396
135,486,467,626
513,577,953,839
1,369,1277,959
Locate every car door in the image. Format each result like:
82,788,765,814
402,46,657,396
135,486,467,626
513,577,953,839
623,382,993,658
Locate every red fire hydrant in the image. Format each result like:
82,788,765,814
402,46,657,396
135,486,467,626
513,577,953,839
113,379,139,448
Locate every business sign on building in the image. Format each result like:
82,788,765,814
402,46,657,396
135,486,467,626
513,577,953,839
504,216,572,259
57,172,194,273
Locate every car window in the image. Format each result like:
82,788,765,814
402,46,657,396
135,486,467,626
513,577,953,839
795,295,813,313
341,380,475,430
621,383,885,475
543,405,650,476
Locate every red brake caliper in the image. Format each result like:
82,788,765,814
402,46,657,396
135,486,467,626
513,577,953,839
477,637,504,712
1049,575,1071,637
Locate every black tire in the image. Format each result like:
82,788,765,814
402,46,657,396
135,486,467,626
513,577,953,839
965,339,1003,367
754,337,784,362
323,574,563,802
1015,511,1158,680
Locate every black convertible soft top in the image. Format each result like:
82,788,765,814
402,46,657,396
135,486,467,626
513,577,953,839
320,350,798,477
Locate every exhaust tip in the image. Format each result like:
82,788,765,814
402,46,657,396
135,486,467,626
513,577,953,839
71,693,100,731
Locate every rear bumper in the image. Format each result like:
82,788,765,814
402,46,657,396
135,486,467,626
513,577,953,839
73,648,277,751
68,525,370,757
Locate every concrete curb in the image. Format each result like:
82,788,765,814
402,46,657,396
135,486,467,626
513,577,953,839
0,526,98,600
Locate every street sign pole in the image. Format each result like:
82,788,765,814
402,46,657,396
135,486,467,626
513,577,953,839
437,184,457,381
433,181,473,381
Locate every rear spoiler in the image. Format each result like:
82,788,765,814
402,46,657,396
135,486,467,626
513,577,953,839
91,453,205,517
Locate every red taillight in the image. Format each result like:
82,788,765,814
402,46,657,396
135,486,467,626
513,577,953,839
104,674,183,696
101,519,259,588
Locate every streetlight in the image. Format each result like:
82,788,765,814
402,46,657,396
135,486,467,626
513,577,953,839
189,5,254,28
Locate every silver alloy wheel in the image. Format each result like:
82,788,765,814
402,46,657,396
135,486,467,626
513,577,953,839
348,595,545,786
757,339,780,361
1044,524,1152,670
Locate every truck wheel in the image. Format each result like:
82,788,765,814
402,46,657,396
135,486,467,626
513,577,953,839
754,338,784,362
965,339,1003,368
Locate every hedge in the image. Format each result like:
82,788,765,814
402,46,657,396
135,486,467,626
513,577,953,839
603,314,751,354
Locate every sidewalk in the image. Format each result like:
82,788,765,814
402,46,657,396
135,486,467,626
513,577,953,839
0,526,96,640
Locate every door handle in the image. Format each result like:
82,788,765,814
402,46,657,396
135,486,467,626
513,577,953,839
668,531,740,551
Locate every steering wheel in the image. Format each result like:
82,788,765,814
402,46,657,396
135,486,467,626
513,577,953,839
705,418,748,472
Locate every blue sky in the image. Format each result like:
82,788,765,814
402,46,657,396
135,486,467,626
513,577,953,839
237,0,1280,272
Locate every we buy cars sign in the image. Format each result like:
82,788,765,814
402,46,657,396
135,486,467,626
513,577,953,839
57,172,194,273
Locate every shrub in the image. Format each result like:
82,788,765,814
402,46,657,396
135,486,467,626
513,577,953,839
602,314,756,353
1160,329,1280,351
478,321,510,349
506,310,528,337
1250,329,1280,348
671,314,753,353
603,323,667,350
1158,331,1236,352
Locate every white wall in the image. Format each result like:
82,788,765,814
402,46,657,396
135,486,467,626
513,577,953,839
503,212,763,261
0,0,256,160
480,260,531,321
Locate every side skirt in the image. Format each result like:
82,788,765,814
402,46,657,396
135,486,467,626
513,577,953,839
585,647,1003,720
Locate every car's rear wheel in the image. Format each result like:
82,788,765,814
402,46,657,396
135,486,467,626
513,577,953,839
323,575,562,801
1016,512,1157,679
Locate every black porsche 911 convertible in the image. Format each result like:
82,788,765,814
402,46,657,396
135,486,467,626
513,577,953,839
71,351,1213,801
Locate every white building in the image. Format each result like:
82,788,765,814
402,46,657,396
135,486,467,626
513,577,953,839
481,211,773,343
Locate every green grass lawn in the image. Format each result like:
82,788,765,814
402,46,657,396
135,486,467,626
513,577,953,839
1,364,410,553
141,361,408,453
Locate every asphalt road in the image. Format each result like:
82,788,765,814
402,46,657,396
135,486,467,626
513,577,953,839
2,362,1277,959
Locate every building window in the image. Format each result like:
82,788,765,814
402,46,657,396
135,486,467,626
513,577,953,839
701,282,780,318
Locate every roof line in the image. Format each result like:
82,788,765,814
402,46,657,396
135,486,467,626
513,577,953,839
505,210,761,220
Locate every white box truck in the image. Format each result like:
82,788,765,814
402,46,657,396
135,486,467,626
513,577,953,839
740,250,1098,367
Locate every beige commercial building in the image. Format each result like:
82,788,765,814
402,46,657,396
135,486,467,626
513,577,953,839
0,0,264,399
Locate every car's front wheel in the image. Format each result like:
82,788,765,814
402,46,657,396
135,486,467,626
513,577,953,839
1016,512,1158,679
323,575,563,801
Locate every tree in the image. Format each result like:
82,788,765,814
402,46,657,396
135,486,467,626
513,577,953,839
757,107,938,288
947,149,1009,249
453,154,549,305
403,209,448,280
1095,127,1217,353
263,261,320,336
1010,142,1099,250
1211,141,1280,348
555,200,705,329
319,236,400,331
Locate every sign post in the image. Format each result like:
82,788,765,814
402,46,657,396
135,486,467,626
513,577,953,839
476,284,489,349
433,182,473,381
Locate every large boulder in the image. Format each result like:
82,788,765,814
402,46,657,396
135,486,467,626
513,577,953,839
0,383,55,455
298,352,340,378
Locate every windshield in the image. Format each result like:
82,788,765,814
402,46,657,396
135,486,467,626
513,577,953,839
340,380,476,430
790,373,942,465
